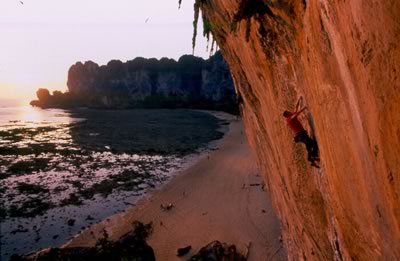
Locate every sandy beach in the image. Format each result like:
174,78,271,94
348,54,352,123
65,116,286,260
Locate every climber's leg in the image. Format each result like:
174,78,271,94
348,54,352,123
303,133,319,161
294,130,308,144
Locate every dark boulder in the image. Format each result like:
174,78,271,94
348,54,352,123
190,241,246,261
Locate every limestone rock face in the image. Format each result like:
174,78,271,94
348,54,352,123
66,52,235,110
200,0,400,259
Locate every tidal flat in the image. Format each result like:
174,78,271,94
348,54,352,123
0,107,227,260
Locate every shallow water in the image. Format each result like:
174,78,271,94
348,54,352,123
0,107,227,260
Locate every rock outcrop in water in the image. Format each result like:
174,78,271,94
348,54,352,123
10,222,155,261
30,52,237,113
196,0,400,259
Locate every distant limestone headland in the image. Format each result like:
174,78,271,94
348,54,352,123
30,51,238,113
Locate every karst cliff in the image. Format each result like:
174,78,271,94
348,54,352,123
198,0,400,259
31,52,237,112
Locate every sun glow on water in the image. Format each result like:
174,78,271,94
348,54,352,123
16,106,46,123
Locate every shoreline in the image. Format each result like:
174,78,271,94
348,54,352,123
0,108,228,260
64,117,287,260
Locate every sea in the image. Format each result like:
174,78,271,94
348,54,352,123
0,106,229,260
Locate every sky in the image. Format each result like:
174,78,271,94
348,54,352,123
0,0,210,105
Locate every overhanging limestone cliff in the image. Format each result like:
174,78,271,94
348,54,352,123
198,0,400,259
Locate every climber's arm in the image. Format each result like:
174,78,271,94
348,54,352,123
295,96,303,113
294,106,307,117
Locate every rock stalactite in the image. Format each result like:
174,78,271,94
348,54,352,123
199,0,400,259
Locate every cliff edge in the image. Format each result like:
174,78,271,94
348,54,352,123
198,0,400,259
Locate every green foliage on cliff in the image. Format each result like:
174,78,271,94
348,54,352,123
192,0,201,53
231,0,275,41
186,0,214,54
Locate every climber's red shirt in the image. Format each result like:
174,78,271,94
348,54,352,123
286,112,305,135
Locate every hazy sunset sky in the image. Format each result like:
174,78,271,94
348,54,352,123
0,0,209,105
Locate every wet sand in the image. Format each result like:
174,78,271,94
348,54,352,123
65,116,286,260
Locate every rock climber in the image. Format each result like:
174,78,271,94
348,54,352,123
283,97,320,168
